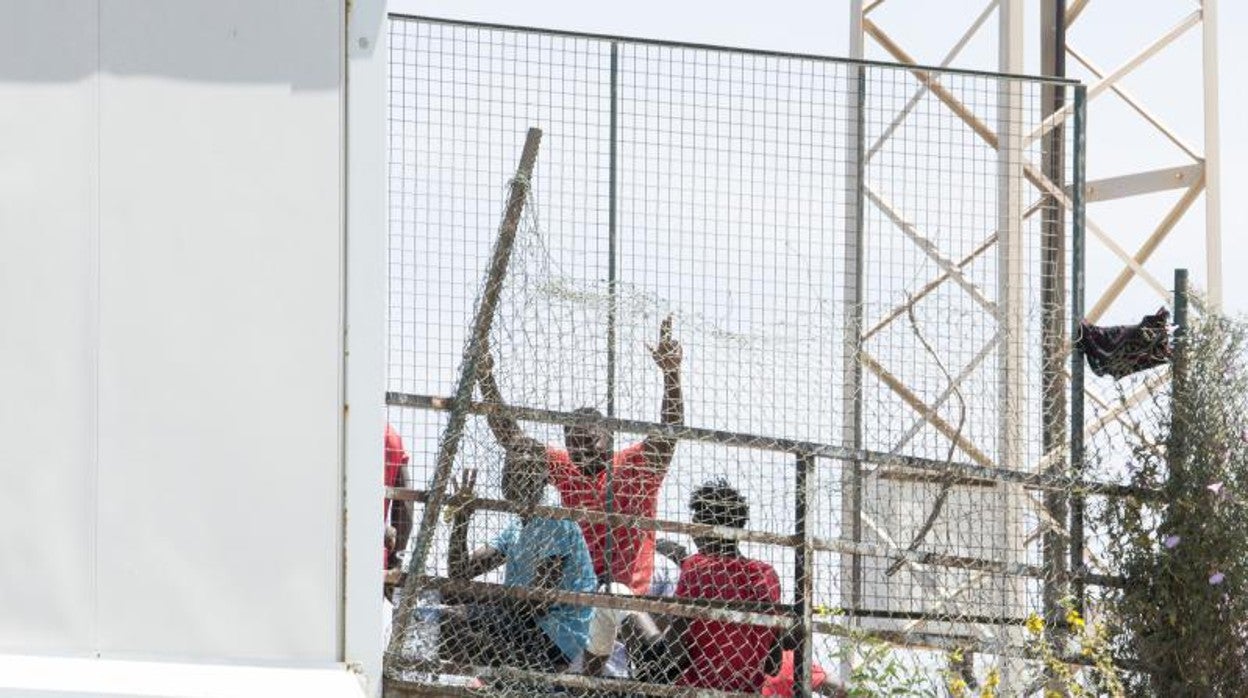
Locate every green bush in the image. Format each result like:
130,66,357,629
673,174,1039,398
1097,316,1248,695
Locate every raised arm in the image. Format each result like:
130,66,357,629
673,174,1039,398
476,346,544,458
446,469,506,581
642,315,684,472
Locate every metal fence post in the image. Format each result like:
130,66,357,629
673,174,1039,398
602,40,621,591
1069,85,1087,612
386,128,543,661
795,453,815,698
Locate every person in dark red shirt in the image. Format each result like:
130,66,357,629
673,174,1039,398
476,316,684,596
762,649,845,697
670,478,782,691
604,479,788,690
384,424,413,594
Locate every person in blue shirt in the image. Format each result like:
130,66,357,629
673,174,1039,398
442,451,597,672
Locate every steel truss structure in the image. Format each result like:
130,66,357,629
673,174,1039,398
853,0,1221,631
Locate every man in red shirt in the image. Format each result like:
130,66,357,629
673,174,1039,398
670,478,782,692
476,316,683,595
603,479,789,691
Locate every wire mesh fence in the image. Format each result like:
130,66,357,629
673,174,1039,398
383,15,1093,696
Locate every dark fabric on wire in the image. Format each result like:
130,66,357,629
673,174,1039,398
1076,308,1172,379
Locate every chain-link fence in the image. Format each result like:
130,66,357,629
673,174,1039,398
382,15,1098,696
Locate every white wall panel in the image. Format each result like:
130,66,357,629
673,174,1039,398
94,1,344,661
0,0,350,667
0,1,100,654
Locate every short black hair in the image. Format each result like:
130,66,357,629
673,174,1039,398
689,478,749,529
564,407,609,436
567,406,605,425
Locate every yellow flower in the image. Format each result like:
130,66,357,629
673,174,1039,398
1066,608,1086,630
948,677,969,697
1026,612,1045,635
1045,691,1063,698
977,668,1000,698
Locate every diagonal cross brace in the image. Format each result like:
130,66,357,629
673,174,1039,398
385,128,543,663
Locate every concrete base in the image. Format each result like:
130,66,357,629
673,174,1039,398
0,654,367,698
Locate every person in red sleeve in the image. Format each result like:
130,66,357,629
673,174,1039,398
761,649,845,697
476,316,684,596
384,424,413,594
668,478,782,692
589,481,841,693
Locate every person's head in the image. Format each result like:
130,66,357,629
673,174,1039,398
501,451,548,512
689,478,749,552
563,407,612,475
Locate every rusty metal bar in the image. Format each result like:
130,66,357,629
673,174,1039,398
387,128,543,658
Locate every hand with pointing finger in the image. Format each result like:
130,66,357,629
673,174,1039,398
648,315,682,375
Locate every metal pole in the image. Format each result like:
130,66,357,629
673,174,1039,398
1169,269,1190,542
1171,267,1190,447
602,41,620,588
838,4,867,685
1069,87,1087,612
1039,0,1069,645
840,4,867,656
387,128,543,657
1201,0,1222,312
1174,269,1190,338
794,454,815,698
607,42,620,420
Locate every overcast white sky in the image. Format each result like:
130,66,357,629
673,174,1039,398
388,0,1244,318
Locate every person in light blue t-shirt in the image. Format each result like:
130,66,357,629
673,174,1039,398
442,451,596,672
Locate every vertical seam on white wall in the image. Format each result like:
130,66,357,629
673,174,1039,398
90,0,103,658
338,0,350,663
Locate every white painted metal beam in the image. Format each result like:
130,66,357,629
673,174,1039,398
1066,45,1202,161
997,3,1027,686
1087,176,1207,322
1202,0,1223,311
1082,164,1205,202
865,0,999,161
865,185,1000,318
1028,10,1202,146
345,0,388,693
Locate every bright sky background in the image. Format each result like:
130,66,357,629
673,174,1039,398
389,0,1244,319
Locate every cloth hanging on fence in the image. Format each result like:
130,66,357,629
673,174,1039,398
1075,307,1172,379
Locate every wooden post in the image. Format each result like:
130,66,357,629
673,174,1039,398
385,128,543,662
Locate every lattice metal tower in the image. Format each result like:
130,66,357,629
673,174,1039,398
850,1,1221,313
843,0,1222,664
